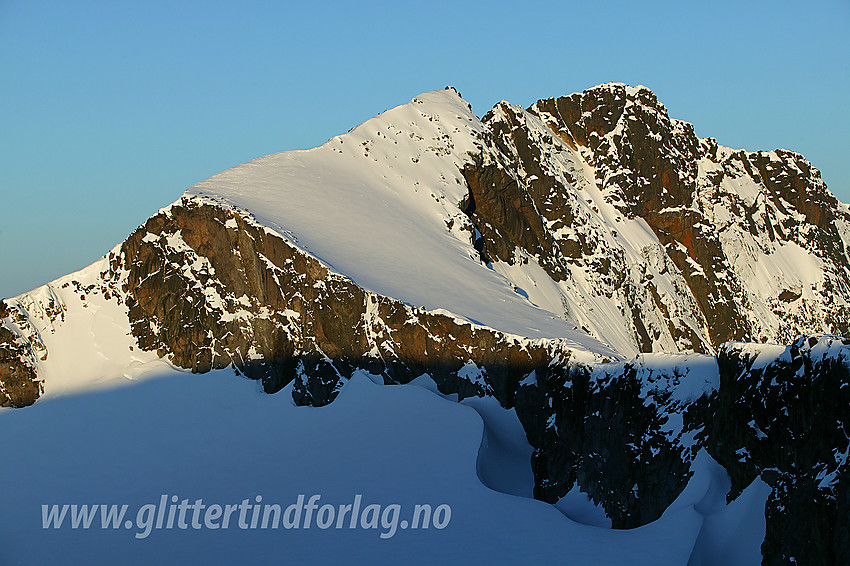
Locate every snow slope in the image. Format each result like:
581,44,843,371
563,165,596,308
185,89,611,349
0,370,768,565
3,254,173,398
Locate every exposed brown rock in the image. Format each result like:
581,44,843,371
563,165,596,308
0,300,42,407
118,198,592,406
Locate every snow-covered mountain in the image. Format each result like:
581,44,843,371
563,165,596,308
2,85,848,564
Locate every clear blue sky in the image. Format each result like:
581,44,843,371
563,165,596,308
1,0,848,298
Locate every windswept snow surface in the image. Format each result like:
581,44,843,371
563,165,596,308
0,372,767,565
185,90,612,352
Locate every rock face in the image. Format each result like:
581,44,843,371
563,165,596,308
515,354,714,528
465,84,850,355
0,299,45,407
117,197,601,406
515,336,849,565
2,84,849,564
710,337,849,565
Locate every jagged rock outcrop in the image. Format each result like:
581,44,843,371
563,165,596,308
709,336,849,565
0,299,44,407
511,335,849,565
464,96,714,354
515,354,712,528
118,197,603,406
459,83,850,355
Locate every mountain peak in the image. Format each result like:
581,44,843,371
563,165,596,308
4,83,849,397
3,84,848,564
